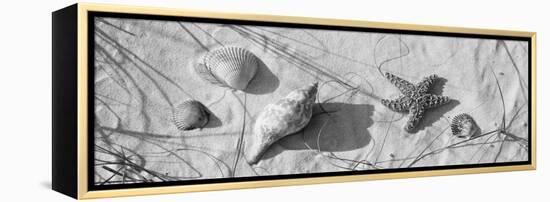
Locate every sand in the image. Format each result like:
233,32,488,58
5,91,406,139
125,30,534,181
93,17,529,184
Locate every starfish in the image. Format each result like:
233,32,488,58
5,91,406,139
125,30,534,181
381,72,450,133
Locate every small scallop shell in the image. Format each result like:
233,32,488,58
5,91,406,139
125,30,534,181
245,82,319,164
195,47,259,91
172,100,210,131
451,113,479,138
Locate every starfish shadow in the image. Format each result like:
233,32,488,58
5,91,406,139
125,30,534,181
430,77,448,95
410,99,460,133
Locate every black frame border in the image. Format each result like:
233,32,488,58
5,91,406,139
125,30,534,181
87,11,532,191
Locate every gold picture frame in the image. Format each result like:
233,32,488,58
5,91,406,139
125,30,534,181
52,3,536,199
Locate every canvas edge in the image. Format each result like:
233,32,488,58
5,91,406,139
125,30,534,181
52,3,79,199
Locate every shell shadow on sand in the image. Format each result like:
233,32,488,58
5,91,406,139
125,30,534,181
254,102,374,162
202,107,222,129
242,59,279,94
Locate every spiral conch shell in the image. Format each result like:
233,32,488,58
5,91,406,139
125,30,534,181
195,47,259,91
172,100,210,131
451,113,480,138
245,82,319,164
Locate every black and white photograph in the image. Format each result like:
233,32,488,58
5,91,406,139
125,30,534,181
92,14,530,187
4,0,550,201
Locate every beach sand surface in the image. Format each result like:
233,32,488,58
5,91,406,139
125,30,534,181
93,17,529,184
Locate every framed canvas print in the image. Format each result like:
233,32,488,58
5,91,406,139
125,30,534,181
52,3,536,199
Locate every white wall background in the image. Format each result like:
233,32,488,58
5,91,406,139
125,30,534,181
0,0,545,201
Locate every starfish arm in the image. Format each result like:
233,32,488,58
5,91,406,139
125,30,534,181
381,96,411,112
385,72,415,96
416,74,438,94
404,103,425,132
422,94,450,109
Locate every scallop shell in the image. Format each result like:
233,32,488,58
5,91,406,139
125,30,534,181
195,47,259,91
245,82,319,164
451,113,479,138
172,100,210,131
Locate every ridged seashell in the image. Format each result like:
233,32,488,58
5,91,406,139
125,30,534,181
451,113,479,138
195,47,259,91
172,100,210,131
246,82,319,164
